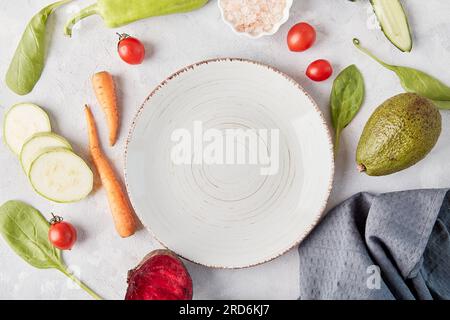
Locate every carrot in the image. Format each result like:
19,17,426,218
92,71,119,146
84,105,136,238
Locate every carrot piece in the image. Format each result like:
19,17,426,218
84,105,136,238
92,71,119,146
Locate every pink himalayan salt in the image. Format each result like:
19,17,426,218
221,0,287,36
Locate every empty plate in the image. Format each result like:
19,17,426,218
125,58,334,268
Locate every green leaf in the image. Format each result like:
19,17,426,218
353,38,450,103
330,65,365,153
353,38,450,111
5,0,70,95
0,200,62,269
394,67,450,101
0,200,102,300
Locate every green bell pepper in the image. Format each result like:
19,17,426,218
64,0,209,36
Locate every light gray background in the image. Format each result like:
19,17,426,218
0,0,449,299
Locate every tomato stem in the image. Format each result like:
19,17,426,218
50,213,63,224
117,33,130,42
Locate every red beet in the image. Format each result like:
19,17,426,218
125,249,193,300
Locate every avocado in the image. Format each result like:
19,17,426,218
356,93,441,176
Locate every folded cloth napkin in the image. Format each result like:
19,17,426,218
298,189,450,300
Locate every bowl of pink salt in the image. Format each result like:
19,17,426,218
218,0,293,39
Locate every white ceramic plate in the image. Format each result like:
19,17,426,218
125,59,334,268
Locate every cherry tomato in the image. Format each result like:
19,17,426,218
306,59,333,82
48,215,77,250
117,33,145,65
287,22,316,52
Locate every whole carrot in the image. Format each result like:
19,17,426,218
92,71,119,146
84,105,136,238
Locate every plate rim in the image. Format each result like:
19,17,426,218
124,57,335,269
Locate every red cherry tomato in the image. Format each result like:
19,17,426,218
48,215,77,250
287,22,316,52
306,59,333,82
117,33,145,65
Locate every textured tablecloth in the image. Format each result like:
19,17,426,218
298,189,450,300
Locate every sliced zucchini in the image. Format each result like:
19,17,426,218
29,148,93,203
20,132,72,175
370,0,412,52
3,103,51,155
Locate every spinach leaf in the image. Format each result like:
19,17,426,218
5,0,70,95
353,38,450,104
0,200,102,300
0,200,61,269
331,65,365,153
389,67,450,101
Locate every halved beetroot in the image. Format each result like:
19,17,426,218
125,249,193,300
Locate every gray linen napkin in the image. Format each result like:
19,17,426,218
298,189,450,300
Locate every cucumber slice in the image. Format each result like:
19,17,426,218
29,148,93,203
370,0,412,52
3,103,51,155
20,132,72,175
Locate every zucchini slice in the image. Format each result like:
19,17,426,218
29,148,93,203
3,103,51,155
20,132,72,174
370,0,413,52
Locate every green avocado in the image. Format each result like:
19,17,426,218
356,93,441,176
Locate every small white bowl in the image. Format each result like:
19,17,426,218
218,0,293,39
